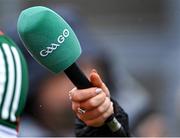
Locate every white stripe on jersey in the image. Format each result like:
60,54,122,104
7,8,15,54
10,47,22,122
1,43,15,120
0,49,6,75
0,49,6,106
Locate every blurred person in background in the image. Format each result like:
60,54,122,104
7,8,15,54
0,31,28,137
49,5,154,129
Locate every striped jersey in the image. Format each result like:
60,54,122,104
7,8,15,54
0,33,28,130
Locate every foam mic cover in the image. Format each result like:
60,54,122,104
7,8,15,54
18,6,81,73
17,6,127,136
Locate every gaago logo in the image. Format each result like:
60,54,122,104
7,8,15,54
40,29,69,57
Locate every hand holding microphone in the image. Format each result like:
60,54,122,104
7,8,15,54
70,69,113,127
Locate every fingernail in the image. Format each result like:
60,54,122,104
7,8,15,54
71,87,77,92
69,87,77,94
96,88,102,94
92,69,97,73
69,87,77,100
69,93,72,100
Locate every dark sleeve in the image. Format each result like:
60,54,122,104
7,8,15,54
75,98,130,137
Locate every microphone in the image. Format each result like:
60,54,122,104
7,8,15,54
17,6,126,136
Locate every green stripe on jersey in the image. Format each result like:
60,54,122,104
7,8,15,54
0,35,28,129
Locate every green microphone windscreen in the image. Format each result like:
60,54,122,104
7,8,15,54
17,6,81,73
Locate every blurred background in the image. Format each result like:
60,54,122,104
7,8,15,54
1,0,180,137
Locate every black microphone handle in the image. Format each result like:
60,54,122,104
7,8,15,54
64,63,127,136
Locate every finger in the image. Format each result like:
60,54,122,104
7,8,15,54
69,87,77,100
90,69,103,88
72,101,87,115
72,101,80,112
80,92,106,110
70,87,102,102
85,102,114,127
90,70,110,97
101,83,110,97
80,97,111,120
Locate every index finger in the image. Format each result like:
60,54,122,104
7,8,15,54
69,87,102,102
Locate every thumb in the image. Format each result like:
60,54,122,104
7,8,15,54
90,69,110,97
